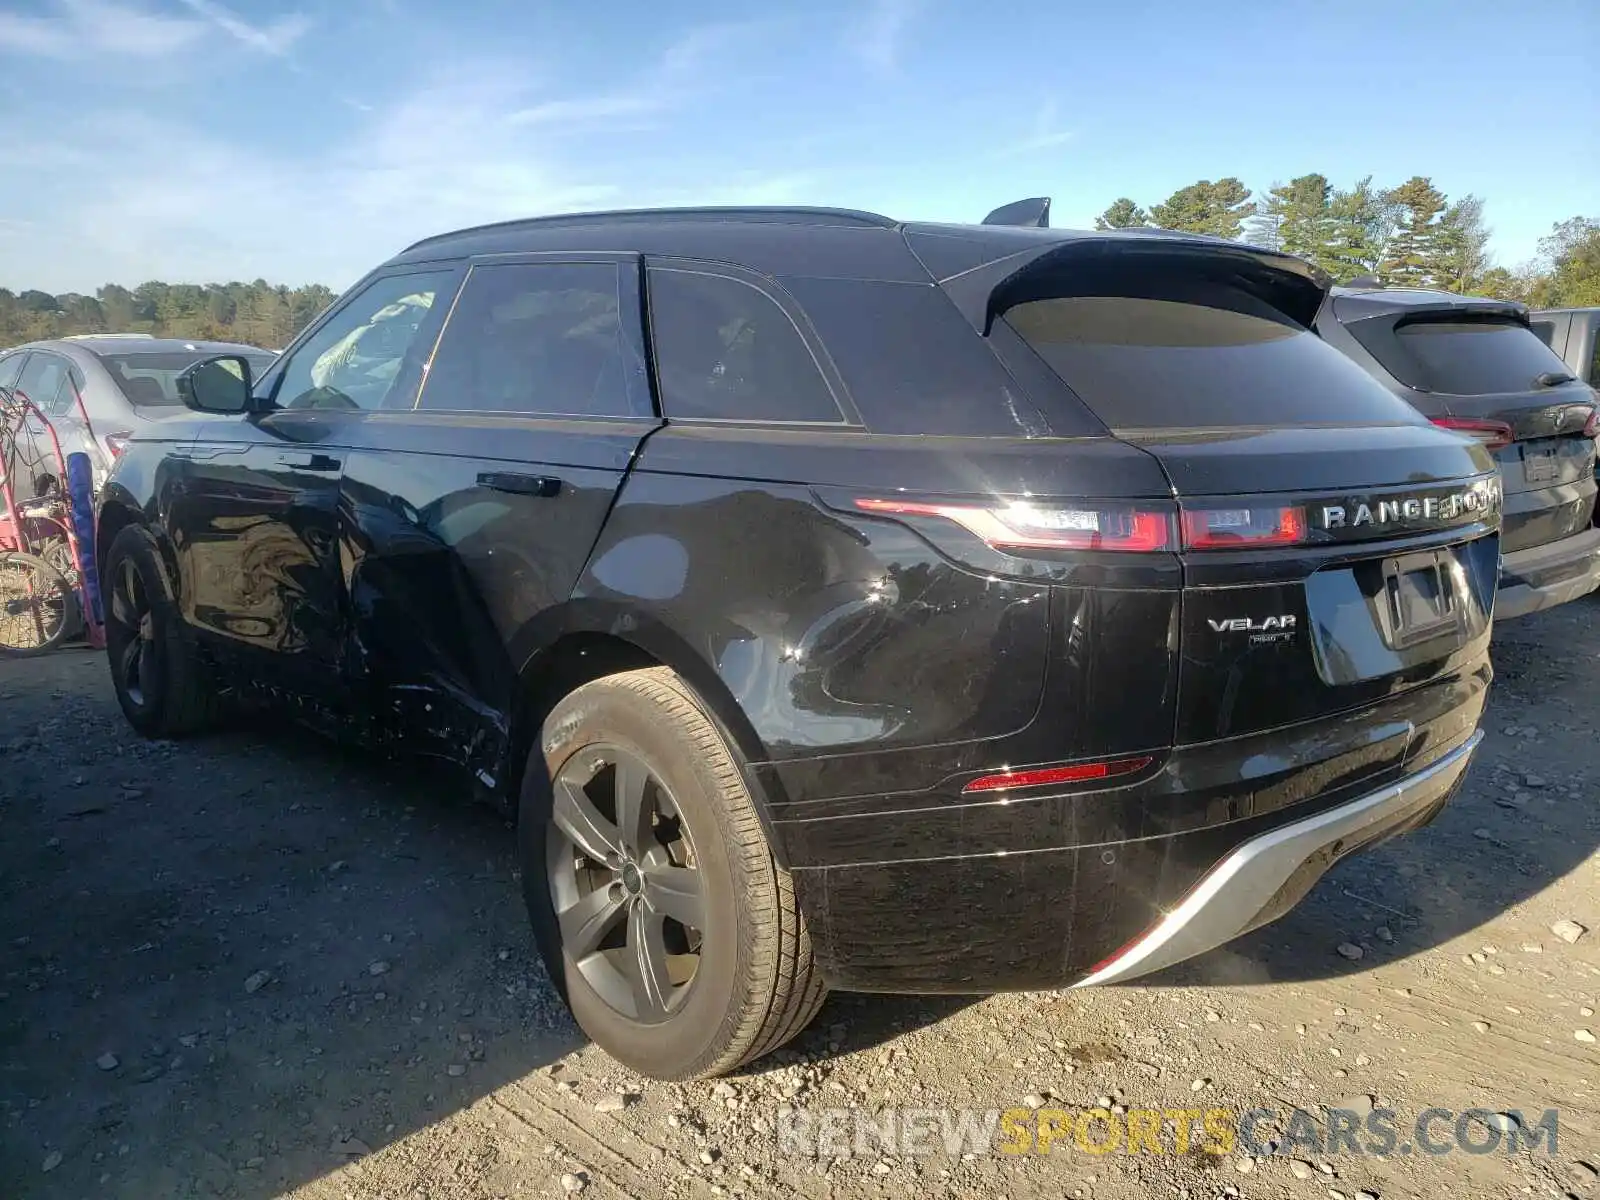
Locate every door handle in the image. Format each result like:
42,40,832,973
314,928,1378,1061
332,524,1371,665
477,471,562,498
279,453,341,472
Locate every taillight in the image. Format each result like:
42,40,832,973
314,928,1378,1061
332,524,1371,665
1431,416,1513,452
963,756,1152,794
1584,407,1599,439
1180,506,1305,549
852,498,1171,552
854,497,1316,553
104,432,132,458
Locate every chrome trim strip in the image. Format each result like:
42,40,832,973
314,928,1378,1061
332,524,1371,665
1074,730,1484,987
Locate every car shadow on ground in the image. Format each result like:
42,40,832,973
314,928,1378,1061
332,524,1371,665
1135,602,1600,990
0,649,963,1199
1,649,587,1198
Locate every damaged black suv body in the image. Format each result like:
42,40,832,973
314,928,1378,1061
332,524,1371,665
98,204,1494,1078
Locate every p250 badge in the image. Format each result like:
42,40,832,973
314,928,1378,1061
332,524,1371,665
1208,614,1297,644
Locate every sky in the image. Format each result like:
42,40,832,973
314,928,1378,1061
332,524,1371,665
0,0,1595,294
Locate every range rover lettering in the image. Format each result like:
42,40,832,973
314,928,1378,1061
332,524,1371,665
97,202,1495,1079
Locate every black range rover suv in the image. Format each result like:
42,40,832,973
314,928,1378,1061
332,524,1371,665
97,204,1497,1079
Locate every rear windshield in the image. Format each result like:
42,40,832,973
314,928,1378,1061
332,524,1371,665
1352,318,1574,396
97,350,277,407
1004,294,1420,429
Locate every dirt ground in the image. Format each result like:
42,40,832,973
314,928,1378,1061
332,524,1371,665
3,604,1600,1200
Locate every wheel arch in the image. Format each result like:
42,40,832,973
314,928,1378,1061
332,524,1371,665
95,488,182,603
508,601,792,862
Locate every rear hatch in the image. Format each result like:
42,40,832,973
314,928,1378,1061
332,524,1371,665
975,237,1501,744
1331,296,1598,555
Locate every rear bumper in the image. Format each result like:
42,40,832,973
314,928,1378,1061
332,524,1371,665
1076,729,1481,985
1497,526,1600,618
783,659,1489,992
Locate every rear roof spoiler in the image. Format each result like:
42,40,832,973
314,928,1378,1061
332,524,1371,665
982,197,1051,228
933,235,1331,333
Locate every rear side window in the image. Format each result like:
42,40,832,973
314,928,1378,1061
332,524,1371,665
1005,294,1417,429
0,353,24,392
781,277,1085,436
1355,319,1575,396
15,353,68,413
421,262,636,417
97,351,275,407
648,267,843,423
1530,319,1556,347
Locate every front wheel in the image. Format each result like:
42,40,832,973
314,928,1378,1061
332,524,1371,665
520,667,826,1079
103,525,221,737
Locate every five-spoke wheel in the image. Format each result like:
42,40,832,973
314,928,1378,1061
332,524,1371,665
547,745,706,1022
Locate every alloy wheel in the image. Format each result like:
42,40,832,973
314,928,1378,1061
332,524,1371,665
108,557,157,708
546,744,706,1023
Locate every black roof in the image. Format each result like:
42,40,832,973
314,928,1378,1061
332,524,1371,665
1330,285,1527,321
388,205,1295,297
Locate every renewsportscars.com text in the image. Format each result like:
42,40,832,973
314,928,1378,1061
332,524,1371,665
775,1104,1558,1159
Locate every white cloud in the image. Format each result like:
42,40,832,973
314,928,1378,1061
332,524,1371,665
846,0,922,73
0,20,814,292
997,99,1073,156
0,0,205,59
173,0,309,56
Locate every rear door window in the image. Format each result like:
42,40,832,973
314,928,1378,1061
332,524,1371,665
15,352,69,412
1004,293,1417,429
1359,319,1575,395
420,261,639,417
647,266,845,423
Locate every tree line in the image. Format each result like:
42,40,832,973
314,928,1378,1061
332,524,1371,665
1096,174,1599,307
2,181,1597,351
0,280,339,350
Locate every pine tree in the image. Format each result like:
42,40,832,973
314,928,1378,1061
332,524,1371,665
1379,176,1448,287
1327,177,1400,282
1094,198,1150,230
1433,196,1491,294
1245,185,1286,251
1149,178,1257,239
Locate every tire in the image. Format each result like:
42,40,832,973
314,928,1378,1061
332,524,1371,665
520,667,826,1079
0,551,73,656
103,525,222,737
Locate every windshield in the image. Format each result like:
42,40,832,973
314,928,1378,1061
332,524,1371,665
97,349,278,407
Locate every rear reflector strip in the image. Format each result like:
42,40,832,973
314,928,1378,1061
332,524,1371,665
962,756,1153,794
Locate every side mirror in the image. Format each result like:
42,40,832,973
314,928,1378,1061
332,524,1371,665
178,355,255,414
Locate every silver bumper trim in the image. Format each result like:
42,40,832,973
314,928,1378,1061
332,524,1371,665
1074,730,1483,987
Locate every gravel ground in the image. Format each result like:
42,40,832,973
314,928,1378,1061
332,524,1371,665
3,604,1599,1200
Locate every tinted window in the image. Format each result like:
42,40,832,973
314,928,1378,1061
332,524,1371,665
274,272,453,411
1530,319,1556,347
15,353,68,412
46,365,84,417
648,267,842,423
1006,295,1418,429
98,350,278,407
782,277,1092,436
421,263,633,416
0,353,24,392
1370,319,1578,395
